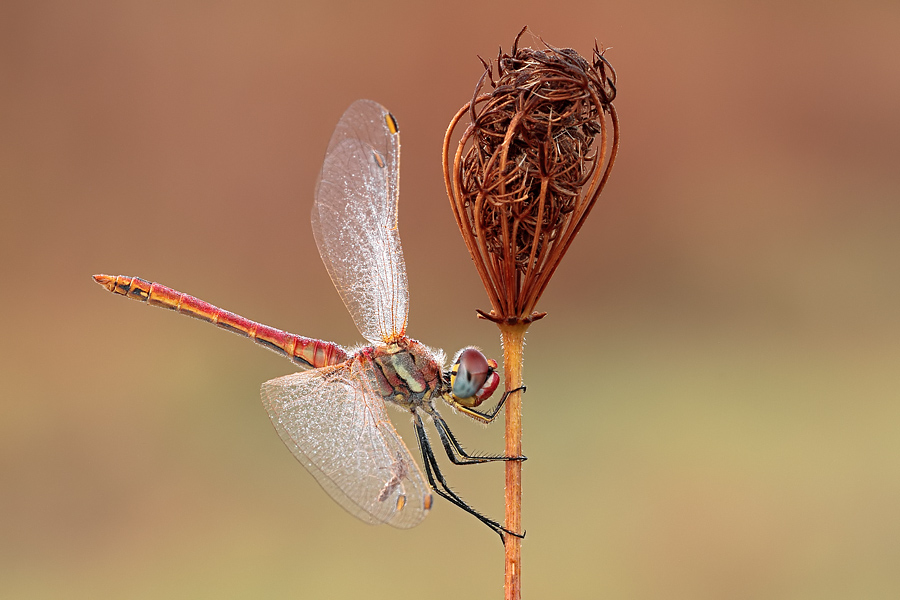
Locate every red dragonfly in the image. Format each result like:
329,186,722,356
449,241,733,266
94,100,524,541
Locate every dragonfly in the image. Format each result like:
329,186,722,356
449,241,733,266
94,99,524,542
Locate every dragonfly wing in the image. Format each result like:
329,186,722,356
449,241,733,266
261,361,431,529
312,99,408,344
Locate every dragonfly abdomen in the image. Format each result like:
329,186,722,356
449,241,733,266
93,274,347,368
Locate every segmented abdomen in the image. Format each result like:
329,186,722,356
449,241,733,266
93,274,347,369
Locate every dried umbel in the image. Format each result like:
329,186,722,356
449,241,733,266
443,27,619,324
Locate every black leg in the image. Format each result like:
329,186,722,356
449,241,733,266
412,411,524,543
449,385,526,423
428,408,526,465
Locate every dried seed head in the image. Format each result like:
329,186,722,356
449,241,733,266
444,27,619,324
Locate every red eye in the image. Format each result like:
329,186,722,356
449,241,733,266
460,348,489,377
452,348,490,400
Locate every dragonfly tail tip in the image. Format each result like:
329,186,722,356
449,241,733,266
92,273,115,290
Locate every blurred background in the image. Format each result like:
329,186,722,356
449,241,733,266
2,1,898,598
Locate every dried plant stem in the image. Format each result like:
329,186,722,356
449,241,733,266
444,28,619,600
500,321,528,600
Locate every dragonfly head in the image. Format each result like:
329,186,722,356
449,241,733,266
449,347,500,408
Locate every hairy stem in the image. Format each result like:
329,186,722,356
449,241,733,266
499,321,528,600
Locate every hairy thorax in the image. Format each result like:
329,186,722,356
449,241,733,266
357,337,445,410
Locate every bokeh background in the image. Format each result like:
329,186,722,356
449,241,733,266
2,1,899,598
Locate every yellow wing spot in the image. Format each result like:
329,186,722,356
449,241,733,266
385,112,399,134
395,494,407,511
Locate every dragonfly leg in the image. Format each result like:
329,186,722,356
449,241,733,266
427,408,526,464
447,385,526,424
412,411,524,544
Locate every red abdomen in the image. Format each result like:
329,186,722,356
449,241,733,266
93,274,347,368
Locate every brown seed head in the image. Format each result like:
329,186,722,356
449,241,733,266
444,27,619,324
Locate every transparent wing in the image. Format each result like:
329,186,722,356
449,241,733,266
261,361,431,529
312,99,408,344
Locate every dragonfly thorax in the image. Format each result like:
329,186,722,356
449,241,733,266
364,338,445,410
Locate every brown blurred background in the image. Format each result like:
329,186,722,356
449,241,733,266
2,1,899,598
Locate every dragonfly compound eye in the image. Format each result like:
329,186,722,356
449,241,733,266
451,348,499,407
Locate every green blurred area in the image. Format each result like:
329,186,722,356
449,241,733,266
2,1,899,598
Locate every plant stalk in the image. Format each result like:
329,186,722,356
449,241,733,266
499,321,528,600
